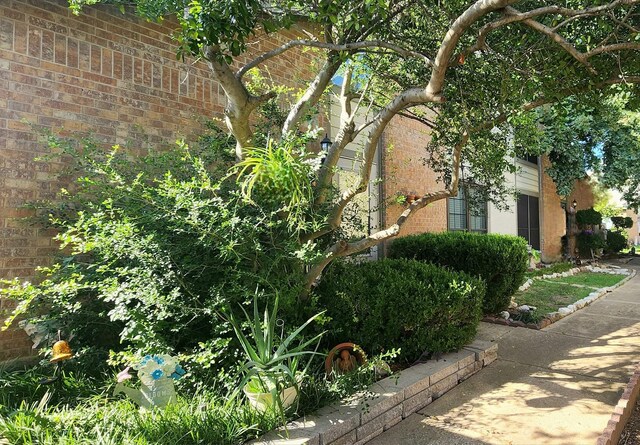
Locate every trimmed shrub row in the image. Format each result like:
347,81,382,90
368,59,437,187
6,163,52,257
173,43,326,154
316,259,485,364
606,231,627,253
389,231,528,314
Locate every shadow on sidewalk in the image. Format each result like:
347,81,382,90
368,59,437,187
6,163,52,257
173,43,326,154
368,268,640,445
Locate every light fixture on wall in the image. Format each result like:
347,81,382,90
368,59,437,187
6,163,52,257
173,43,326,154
572,200,578,209
320,134,332,152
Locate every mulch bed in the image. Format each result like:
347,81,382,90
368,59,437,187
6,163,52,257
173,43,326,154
620,400,640,445
482,313,552,330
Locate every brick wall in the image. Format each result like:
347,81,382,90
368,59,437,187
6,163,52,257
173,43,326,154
540,156,595,261
540,156,565,261
382,114,447,248
625,209,639,245
0,0,317,361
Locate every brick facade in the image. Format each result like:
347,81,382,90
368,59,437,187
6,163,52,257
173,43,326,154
0,0,316,361
625,209,639,245
540,156,595,262
382,114,447,244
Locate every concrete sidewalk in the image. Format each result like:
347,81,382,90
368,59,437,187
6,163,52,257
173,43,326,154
369,261,640,445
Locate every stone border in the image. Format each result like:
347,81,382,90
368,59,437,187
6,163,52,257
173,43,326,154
597,361,640,445
251,340,498,445
484,266,635,330
518,265,632,292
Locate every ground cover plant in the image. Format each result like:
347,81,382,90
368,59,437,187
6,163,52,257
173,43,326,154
0,370,281,445
0,347,395,444
511,272,626,323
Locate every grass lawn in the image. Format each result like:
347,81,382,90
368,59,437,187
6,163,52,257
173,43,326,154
553,272,627,288
512,272,627,321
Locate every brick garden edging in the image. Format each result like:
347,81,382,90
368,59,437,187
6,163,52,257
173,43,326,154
251,340,498,445
483,266,635,330
597,361,640,445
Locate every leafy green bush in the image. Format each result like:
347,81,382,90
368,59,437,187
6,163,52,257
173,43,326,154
611,216,633,230
315,259,485,363
606,230,628,253
388,232,528,314
576,230,606,257
1,129,325,387
576,207,602,227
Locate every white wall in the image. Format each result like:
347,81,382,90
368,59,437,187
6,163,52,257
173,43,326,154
487,158,540,236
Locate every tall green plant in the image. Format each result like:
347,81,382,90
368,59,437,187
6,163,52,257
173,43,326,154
2,130,323,386
233,135,321,234
227,294,324,411
575,208,603,227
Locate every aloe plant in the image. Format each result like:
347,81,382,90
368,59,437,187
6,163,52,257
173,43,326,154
227,293,324,411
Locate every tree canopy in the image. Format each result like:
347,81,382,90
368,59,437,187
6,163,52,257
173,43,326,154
534,94,640,209
67,0,640,285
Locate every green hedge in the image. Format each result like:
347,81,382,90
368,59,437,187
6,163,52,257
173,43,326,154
576,207,602,227
316,259,484,363
577,230,606,257
606,231,627,253
611,216,633,230
388,232,528,314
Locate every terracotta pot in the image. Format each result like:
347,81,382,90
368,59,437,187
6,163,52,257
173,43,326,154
405,194,419,204
325,342,367,377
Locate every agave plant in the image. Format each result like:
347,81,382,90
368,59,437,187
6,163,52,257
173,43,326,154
227,293,324,413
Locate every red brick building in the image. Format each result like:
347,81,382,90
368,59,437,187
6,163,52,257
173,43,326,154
0,0,594,361
0,0,319,360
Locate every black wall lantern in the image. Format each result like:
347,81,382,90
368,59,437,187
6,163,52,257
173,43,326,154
320,134,332,152
572,199,578,209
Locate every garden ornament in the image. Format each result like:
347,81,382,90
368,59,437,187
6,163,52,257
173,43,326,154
50,340,73,363
39,332,74,385
113,354,186,409
325,342,366,378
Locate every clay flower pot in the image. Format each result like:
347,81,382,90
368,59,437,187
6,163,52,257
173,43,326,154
405,194,420,204
325,342,367,378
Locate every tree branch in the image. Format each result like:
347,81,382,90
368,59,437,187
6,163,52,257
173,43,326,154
586,42,640,58
281,54,342,136
458,1,640,63
203,45,264,160
238,39,433,79
503,7,596,74
427,0,519,97
311,65,378,211
303,73,640,291
319,88,444,237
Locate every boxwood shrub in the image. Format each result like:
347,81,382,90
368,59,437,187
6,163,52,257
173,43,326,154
315,259,484,364
388,232,528,314
606,230,627,253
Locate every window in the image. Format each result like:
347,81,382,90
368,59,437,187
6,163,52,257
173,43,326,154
517,194,540,249
448,188,487,233
517,154,539,165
